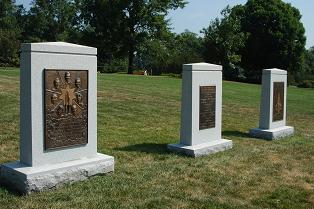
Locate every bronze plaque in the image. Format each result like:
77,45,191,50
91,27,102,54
273,82,284,122
44,70,88,150
199,86,216,130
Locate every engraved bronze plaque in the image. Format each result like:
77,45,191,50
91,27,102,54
44,70,88,150
199,86,216,130
273,82,284,122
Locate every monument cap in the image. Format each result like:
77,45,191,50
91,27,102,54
183,62,222,72
263,68,287,75
21,42,97,56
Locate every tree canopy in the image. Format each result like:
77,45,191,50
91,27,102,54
0,0,313,87
202,0,306,83
78,0,187,73
21,0,79,42
202,6,247,80
0,0,21,66
240,0,306,82
135,30,203,74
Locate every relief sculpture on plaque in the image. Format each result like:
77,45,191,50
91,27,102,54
45,70,88,150
273,82,284,122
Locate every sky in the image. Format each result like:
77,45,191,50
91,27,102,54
16,0,313,48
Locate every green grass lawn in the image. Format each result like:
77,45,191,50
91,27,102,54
0,68,314,209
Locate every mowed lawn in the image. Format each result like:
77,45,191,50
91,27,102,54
0,68,314,209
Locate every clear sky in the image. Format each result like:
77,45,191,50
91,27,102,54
16,0,313,48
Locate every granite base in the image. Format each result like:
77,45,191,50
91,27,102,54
0,153,114,194
249,126,294,140
168,139,232,157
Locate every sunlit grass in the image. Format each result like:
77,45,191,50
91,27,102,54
0,69,313,209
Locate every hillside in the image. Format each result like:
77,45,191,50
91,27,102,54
0,69,313,209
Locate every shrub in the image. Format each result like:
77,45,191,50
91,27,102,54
297,80,314,88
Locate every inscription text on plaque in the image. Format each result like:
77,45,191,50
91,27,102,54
199,86,216,130
273,82,284,122
45,70,88,150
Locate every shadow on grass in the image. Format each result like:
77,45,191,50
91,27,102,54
115,143,171,155
222,130,250,138
0,184,23,196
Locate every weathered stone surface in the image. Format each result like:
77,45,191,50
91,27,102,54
168,139,232,157
0,42,114,194
250,68,294,140
0,154,114,194
249,126,294,140
168,62,232,157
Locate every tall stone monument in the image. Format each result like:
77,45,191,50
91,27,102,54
0,42,114,194
168,63,232,157
250,68,294,140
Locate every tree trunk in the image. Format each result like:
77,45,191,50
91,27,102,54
127,45,134,74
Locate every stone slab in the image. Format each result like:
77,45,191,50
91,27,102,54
20,42,98,166
168,139,232,157
249,126,294,140
259,68,288,130
183,62,222,71
180,63,223,146
263,68,287,75
21,42,97,55
0,153,114,194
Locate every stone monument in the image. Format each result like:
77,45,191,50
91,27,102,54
0,42,114,194
250,68,294,140
168,63,232,157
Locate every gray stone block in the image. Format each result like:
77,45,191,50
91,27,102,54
249,126,294,140
168,63,232,157
168,139,233,157
0,153,114,194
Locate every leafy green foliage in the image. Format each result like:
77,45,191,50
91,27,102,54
0,0,21,66
22,0,79,42
303,47,314,77
171,31,204,73
0,0,311,87
121,0,187,74
202,6,247,80
78,0,187,71
297,47,314,87
135,30,203,75
240,0,306,83
78,0,129,65
202,0,306,83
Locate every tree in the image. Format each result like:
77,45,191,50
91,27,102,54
202,6,247,80
170,31,203,74
202,0,306,83
79,0,186,73
303,47,314,78
122,0,187,74
78,0,129,65
0,0,21,66
135,30,203,75
135,37,172,75
296,46,314,87
239,0,306,83
23,0,79,42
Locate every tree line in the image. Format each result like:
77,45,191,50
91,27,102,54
0,0,313,86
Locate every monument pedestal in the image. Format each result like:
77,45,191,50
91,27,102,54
168,63,232,157
0,154,114,194
0,42,114,194
249,69,294,140
168,139,232,157
249,126,294,140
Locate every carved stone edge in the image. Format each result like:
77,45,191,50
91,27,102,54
0,153,114,194
249,126,294,140
167,139,233,157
